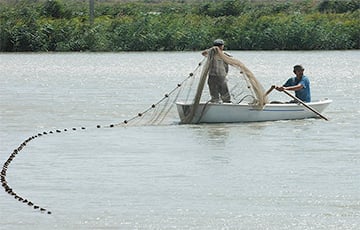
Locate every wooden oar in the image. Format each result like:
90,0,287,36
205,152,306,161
283,90,328,121
262,85,276,106
265,85,276,96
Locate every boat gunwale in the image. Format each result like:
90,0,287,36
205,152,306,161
176,98,332,108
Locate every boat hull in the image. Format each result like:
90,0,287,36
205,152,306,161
176,99,332,123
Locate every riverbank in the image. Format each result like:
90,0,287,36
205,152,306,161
0,0,359,51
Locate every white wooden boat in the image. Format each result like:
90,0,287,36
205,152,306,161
176,98,332,124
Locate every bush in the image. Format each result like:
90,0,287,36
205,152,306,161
318,0,360,13
41,0,69,19
0,0,359,51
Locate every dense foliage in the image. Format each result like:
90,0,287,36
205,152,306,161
0,0,359,51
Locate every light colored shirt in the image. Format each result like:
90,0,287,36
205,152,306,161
208,48,228,77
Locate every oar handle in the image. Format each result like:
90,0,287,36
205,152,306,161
283,90,328,121
265,85,276,96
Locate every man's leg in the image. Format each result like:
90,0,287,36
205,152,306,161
208,76,220,103
220,80,231,103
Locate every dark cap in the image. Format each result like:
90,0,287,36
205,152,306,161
213,39,224,46
293,65,304,71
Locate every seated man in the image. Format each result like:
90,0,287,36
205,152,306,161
275,65,311,103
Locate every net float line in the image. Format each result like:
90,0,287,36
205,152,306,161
1,60,205,215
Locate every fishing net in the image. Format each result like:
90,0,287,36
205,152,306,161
107,47,268,125
180,47,268,123
106,48,267,126
2,51,268,214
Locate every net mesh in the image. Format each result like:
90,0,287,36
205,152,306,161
1,51,269,214
110,48,268,125
181,47,268,123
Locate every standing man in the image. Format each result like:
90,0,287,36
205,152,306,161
276,65,311,102
202,39,231,103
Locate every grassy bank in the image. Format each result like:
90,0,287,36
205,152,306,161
0,0,359,51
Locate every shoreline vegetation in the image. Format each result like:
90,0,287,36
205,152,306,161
0,0,359,52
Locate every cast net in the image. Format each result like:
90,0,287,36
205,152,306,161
178,47,268,123
2,49,268,214
110,46,268,125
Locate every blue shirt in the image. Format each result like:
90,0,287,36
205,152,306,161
283,75,311,102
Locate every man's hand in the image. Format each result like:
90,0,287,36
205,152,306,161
275,86,285,91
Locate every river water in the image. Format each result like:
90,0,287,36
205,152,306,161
0,51,359,229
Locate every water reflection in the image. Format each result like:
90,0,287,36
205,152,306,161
188,122,272,146
189,124,230,145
